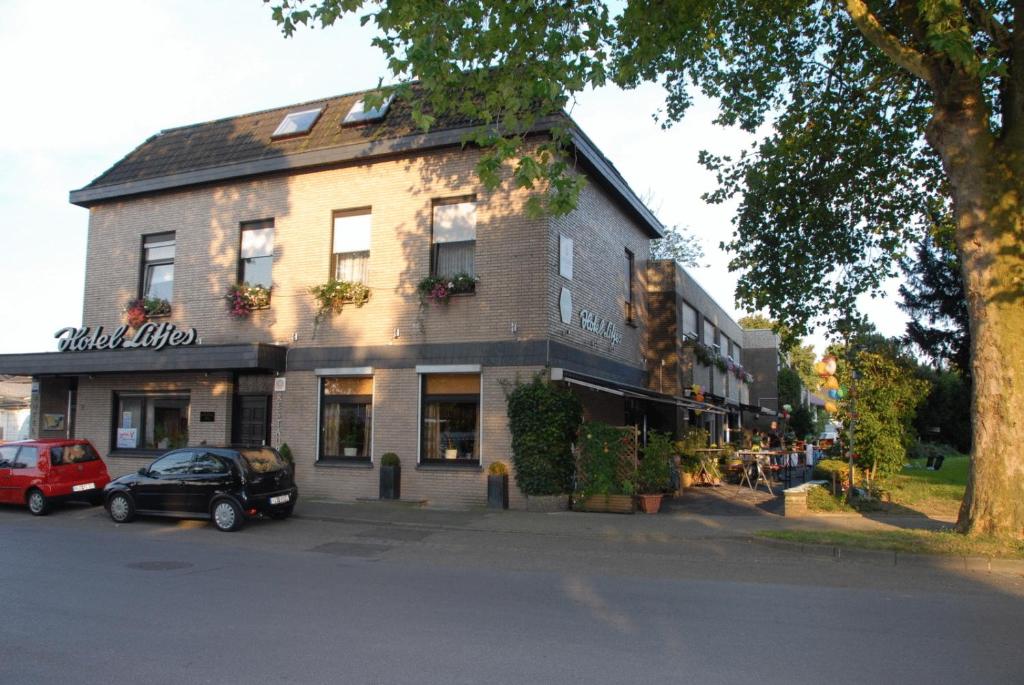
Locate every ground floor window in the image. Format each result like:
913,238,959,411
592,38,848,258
421,373,480,464
113,392,190,451
320,377,372,461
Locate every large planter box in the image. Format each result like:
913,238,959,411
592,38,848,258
575,494,635,514
524,494,570,512
379,465,401,500
487,474,509,509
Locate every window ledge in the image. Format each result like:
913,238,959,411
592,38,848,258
315,460,373,469
416,462,482,471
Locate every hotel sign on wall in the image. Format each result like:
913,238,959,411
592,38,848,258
55,323,198,352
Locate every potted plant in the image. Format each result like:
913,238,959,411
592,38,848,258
379,452,401,500
226,282,272,317
276,442,296,478
417,272,478,305
573,422,637,514
635,431,673,513
123,297,171,328
487,461,509,509
444,436,458,460
343,431,358,457
309,279,371,323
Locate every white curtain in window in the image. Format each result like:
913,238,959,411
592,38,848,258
241,227,275,259
682,304,697,337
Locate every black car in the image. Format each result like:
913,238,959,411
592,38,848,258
103,446,298,532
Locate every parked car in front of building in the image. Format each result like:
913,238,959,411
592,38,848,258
103,446,297,532
0,439,111,515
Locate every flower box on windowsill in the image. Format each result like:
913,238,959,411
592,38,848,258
417,274,478,305
226,283,272,318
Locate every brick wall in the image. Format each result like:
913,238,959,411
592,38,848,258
75,372,234,477
83,146,549,352
548,183,650,371
272,365,540,509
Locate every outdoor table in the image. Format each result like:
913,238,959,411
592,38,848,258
735,450,776,495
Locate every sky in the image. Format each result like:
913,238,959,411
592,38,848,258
0,0,908,355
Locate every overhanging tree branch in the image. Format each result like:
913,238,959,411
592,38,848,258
842,0,935,84
966,0,1011,52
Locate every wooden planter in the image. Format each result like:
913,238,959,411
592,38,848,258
576,494,635,514
635,494,664,514
379,465,401,500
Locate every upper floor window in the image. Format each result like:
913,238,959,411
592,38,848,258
431,199,476,277
624,249,635,323
681,302,698,339
332,210,371,284
343,94,395,125
704,319,717,349
142,232,175,302
722,335,732,359
239,220,274,288
733,345,742,364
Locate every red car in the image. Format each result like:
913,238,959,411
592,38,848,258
0,439,111,515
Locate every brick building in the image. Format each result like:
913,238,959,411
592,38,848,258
0,88,757,507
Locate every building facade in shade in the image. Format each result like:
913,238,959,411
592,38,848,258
0,88,758,507
645,261,757,444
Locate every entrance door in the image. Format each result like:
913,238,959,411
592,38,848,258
234,396,270,447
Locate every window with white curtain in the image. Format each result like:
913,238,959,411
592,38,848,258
332,211,371,283
239,220,274,287
431,199,476,277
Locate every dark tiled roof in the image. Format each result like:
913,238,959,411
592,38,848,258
84,88,475,190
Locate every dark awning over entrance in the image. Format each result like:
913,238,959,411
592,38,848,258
0,343,287,376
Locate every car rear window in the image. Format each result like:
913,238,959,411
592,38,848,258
239,448,286,474
51,443,100,465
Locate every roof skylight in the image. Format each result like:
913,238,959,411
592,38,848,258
272,107,324,138
343,94,395,125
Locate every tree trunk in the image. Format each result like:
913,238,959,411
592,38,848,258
928,86,1024,538
956,206,1024,537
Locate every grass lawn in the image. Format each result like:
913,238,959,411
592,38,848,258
887,455,969,507
757,529,1024,559
807,454,969,516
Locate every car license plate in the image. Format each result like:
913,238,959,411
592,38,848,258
73,483,96,492
270,494,290,505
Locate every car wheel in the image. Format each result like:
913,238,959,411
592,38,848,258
269,506,294,520
108,492,135,523
212,499,244,532
26,489,49,516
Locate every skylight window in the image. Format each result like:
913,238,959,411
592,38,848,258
272,107,323,138
343,94,395,125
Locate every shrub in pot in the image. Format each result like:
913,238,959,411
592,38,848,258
636,431,673,513
486,461,509,509
574,422,637,514
278,442,295,478
379,452,401,500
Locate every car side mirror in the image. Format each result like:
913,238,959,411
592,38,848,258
138,467,149,477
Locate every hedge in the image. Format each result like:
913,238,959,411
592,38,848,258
505,374,582,496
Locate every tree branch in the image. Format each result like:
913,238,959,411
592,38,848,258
842,0,935,84
966,0,1011,53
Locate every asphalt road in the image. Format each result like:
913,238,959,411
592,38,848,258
1,503,1022,685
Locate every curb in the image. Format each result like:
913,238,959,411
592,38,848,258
747,535,1024,574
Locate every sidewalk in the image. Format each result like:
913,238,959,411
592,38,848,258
295,486,958,544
